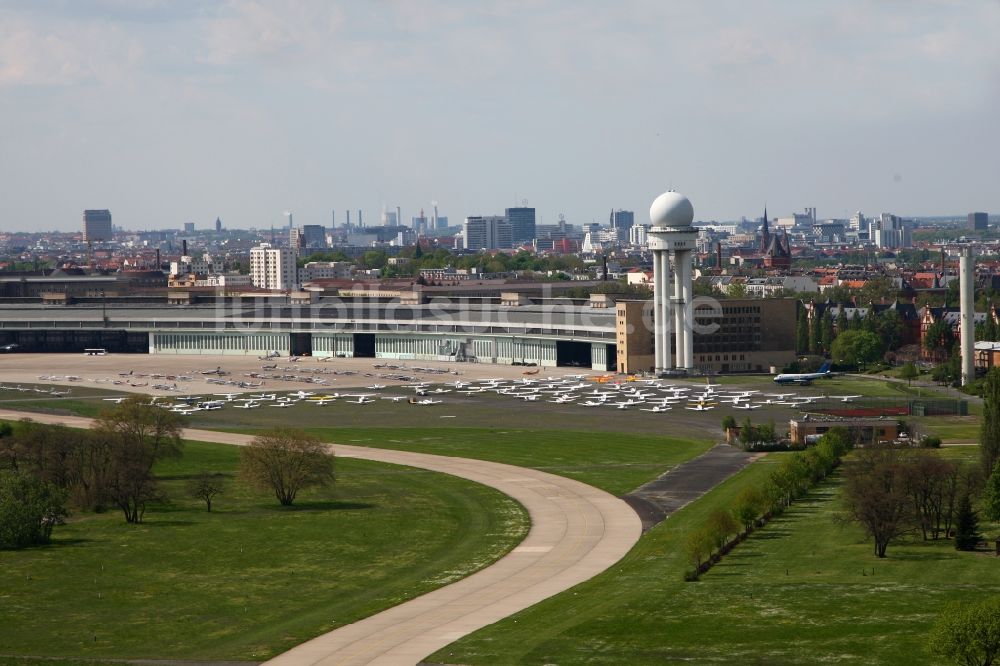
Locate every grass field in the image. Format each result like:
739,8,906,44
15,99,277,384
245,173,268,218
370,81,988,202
431,447,999,665
0,440,528,663
304,427,713,496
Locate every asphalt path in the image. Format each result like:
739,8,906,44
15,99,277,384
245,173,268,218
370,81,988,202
624,444,759,531
0,409,642,666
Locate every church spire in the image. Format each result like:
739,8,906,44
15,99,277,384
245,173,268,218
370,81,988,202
759,205,771,255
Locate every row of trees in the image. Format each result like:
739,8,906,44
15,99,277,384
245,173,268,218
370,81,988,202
0,397,336,548
840,448,983,557
795,305,905,365
685,429,849,579
721,415,778,450
299,247,588,280
0,398,184,525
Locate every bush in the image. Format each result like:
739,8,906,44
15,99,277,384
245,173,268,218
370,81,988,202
928,597,1000,666
920,435,942,449
0,470,68,549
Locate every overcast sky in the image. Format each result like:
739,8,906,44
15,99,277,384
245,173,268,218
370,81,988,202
1,0,998,233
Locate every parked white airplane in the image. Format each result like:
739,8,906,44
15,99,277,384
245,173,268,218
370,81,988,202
838,395,862,402
234,401,260,409
685,404,716,411
346,396,375,404
288,390,315,399
415,399,442,405
640,406,671,413
733,403,762,410
581,400,604,407
102,397,127,404
366,384,386,390
270,402,294,408
310,398,336,406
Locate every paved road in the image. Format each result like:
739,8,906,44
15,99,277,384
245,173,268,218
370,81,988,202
0,409,642,666
624,444,758,531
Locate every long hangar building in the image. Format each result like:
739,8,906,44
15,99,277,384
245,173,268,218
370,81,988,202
0,287,797,374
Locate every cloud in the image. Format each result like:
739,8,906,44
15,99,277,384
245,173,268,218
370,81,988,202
0,13,145,87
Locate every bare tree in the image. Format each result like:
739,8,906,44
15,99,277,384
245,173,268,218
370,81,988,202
902,451,956,541
841,447,913,558
188,472,224,512
239,429,334,506
93,396,184,523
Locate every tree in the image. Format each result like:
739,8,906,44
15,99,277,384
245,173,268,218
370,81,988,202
240,429,334,506
830,330,884,369
188,472,225,512
94,397,184,523
796,307,809,355
733,486,765,534
706,508,740,551
902,452,957,540
836,306,849,337
684,525,715,571
810,308,823,355
981,368,1000,475
841,448,912,558
983,461,1000,523
925,319,956,361
928,597,1000,666
0,470,68,549
900,362,919,387
954,494,981,551
875,309,905,351
820,309,835,354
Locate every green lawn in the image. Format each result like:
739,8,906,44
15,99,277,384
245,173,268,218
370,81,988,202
303,427,712,496
923,417,981,443
432,449,999,665
0,440,528,663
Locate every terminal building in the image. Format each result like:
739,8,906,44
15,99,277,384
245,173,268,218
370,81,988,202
615,298,797,374
0,289,797,374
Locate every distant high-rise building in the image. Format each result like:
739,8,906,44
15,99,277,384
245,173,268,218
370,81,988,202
250,243,299,291
301,224,326,248
969,212,989,231
215,217,222,232
505,207,536,245
849,211,866,231
611,209,634,240
629,224,649,246
83,209,113,242
463,216,511,250
435,216,449,229
869,213,912,249
183,222,195,232
289,227,302,250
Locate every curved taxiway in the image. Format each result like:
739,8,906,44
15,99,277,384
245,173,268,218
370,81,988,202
0,409,642,666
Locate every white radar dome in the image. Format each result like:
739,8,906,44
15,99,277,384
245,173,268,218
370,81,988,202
649,191,694,227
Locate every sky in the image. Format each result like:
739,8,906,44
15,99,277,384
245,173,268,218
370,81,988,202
1,0,998,233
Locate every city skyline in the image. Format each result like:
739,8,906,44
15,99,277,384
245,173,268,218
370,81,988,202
1,1,998,233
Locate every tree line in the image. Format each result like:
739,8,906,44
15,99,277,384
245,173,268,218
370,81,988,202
840,447,984,558
0,397,334,549
684,428,850,580
796,305,906,369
